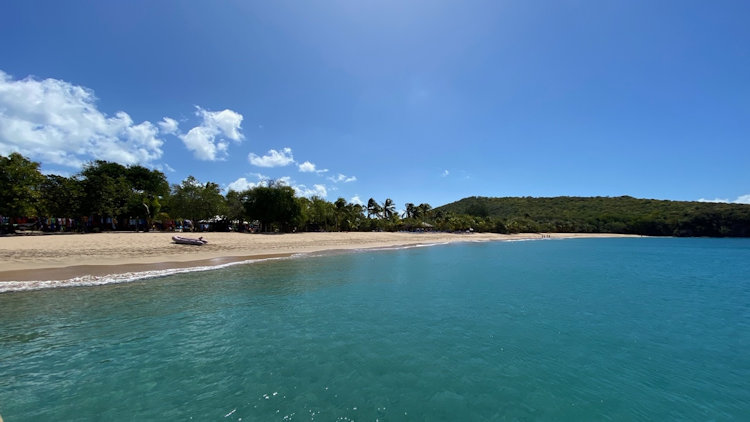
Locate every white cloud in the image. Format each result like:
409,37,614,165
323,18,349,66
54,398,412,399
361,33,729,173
224,173,273,193
311,184,328,197
249,147,295,167
181,125,228,161
276,176,293,186
178,106,244,161
0,70,165,168
203,108,244,141
298,161,316,172
298,160,329,173
156,163,176,173
350,195,363,205
229,170,332,199
226,177,260,192
697,194,750,204
293,183,328,198
328,173,357,183
159,117,179,135
272,175,328,198
249,172,269,181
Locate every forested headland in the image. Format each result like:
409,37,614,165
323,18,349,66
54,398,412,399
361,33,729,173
436,196,750,237
2,153,749,236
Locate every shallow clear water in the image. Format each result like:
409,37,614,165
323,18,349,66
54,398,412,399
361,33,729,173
1,238,749,421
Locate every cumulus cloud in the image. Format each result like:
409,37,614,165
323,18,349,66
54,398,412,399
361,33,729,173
298,160,329,173
0,70,165,168
328,173,357,183
249,147,295,167
350,195,363,205
226,177,260,192
294,183,328,198
178,107,244,161
698,194,750,204
204,108,244,141
224,172,274,193
298,161,316,172
269,175,328,198
159,117,179,135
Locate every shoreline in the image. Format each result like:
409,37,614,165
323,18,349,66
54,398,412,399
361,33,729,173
0,232,635,292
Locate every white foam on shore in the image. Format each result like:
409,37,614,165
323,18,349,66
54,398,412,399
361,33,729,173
0,256,290,294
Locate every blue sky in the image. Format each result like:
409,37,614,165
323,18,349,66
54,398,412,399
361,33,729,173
1,0,749,209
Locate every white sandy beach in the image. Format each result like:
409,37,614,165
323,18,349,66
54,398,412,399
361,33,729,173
0,231,632,283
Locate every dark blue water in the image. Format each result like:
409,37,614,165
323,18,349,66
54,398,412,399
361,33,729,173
1,238,749,420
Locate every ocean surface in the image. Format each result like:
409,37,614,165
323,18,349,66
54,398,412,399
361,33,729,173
1,237,749,421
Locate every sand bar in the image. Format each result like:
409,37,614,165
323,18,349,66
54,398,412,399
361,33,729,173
0,231,633,284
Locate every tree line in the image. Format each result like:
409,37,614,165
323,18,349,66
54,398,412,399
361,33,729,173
0,153,436,234
2,153,749,236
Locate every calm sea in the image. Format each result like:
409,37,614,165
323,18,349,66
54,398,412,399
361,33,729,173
1,238,749,421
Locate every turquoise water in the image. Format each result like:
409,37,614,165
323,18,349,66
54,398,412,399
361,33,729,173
1,238,749,421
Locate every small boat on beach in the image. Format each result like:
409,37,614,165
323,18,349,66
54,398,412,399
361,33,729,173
172,235,208,246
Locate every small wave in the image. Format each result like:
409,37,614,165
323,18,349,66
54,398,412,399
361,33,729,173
0,256,289,294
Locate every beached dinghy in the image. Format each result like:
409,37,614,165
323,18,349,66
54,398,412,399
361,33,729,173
172,235,208,246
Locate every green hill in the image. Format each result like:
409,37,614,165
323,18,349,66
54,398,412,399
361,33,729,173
434,196,750,237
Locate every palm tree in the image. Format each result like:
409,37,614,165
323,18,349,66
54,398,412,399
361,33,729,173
404,203,416,219
367,198,382,219
382,198,396,219
345,203,365,230
334,197,347,230
416,203,432,219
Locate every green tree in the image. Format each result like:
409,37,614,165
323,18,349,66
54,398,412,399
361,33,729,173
125,165,169,197
170,176,226,230
415,203,432,220
77,161,169,231
334,197,348,230
38,174,83,220
404,203,416,219
224,190,247,228
341,201,365,231
0,153,44,232
466,202,489,218
381,198,396,219
79,161,132,227
367,198,381,219
242,182,300,232
307,196,336,231
124,165,169,230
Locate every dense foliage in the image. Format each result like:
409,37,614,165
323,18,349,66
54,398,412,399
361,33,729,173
436,196,750,237
2,153,748,236
0,153,44,219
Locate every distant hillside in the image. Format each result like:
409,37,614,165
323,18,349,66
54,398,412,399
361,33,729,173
434,196,750,237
